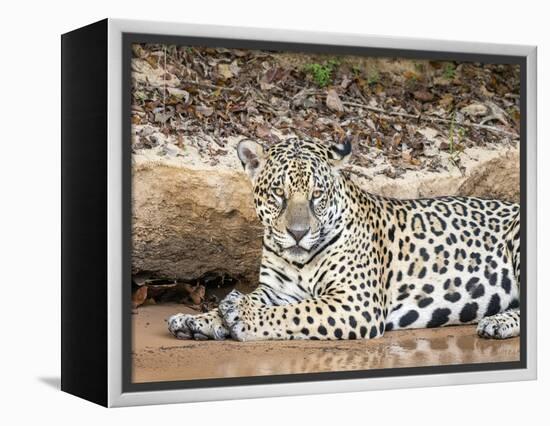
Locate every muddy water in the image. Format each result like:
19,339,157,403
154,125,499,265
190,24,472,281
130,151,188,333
132,304,520,383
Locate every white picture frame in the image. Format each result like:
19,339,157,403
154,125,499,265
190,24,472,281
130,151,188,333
61,18,537,407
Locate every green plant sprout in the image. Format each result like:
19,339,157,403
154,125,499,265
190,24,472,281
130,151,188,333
304,59,341,87
443,63,456,79
367,69,380,85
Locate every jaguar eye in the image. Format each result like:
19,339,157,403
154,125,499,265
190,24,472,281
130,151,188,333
312,189,323,199
273,187,285,197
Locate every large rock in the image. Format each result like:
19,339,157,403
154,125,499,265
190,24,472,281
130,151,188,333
132,146,519,292
132,162,262,291
457,150,519,203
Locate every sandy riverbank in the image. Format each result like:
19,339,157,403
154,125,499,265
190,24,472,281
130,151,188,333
132,303,520,383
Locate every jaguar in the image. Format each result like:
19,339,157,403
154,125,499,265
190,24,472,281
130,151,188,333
168,137,520,341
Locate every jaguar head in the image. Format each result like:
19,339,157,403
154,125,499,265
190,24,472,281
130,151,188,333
237,137,352,262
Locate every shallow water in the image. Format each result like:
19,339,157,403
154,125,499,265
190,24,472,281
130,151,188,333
132,303,520,383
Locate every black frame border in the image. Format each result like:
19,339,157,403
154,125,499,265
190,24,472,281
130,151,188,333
121,32,527,394
61,19,109,406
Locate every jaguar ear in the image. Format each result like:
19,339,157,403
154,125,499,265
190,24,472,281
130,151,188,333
237,139,266,180
329,135,352,167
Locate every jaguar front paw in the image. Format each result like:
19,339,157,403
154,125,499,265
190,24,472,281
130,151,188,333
218,290,253,342
167,313,195,339
167,312,229,341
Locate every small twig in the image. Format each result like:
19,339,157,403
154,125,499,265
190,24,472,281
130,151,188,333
341,100,519,138
162,46,167,132
179,79,237,92
479,115,508,126
342,100,420,120
255,100,280,115
291,87,324,98
137,79,238,93
429,116,518,138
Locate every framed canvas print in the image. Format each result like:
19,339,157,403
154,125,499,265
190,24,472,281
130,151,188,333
61,18,537,407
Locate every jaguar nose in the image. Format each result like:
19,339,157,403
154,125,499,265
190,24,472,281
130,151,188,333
287,227,310,243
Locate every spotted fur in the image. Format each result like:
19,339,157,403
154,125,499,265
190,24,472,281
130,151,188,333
168,138,521,341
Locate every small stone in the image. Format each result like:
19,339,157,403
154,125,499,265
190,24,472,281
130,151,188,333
162,143,180,157
303,96,317,108
417,127,439,141
139,126,155,137
423,146,439,157
439,141,450,151
461,103,488,117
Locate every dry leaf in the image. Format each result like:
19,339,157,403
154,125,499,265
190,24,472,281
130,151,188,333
182,284,206,305
413,90,434,102
256,125,272,139
167,87,189,102
439,93,454,108
229,60,241,77
132,286,148,309
326,89,344,112
340,75,352,89
417,127,439,141
391,133,402,147
217,63,234,80
195,105,214,117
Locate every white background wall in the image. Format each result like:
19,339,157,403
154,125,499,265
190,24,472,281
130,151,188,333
0,0,547,424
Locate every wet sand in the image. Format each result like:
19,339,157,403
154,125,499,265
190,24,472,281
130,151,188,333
132,303,520,383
